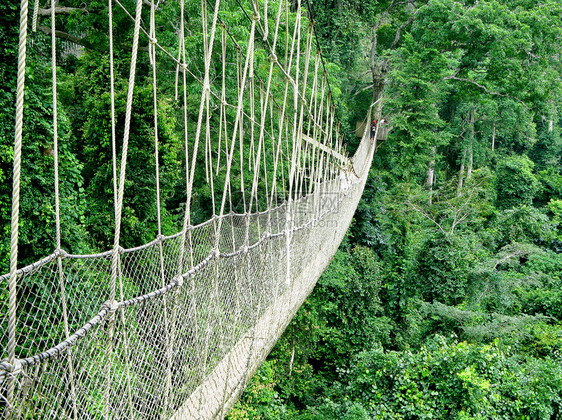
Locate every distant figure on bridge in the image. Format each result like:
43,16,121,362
370,119,377,141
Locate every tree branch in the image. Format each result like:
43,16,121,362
352,83,375,97
390,2,425,49
38,6,87,16
406,200,447,236
493,250,527,269
37,25,102,52
444,75,530,110
444,75,499,96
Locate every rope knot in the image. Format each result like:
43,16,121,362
174,276,184,288
149,37,158,45
269,54,278,63
0,361,14,375
104,300,119,313
55,248,68,258
156,234,165,242
251,12,261,21
0,359,22,378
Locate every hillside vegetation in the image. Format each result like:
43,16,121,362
229,0,562,418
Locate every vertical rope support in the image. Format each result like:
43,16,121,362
238,48,247,214
216,3,257,236
50,2,78,418
177,0,191,276
268,0,289,208
245,6,257,253
269,99,284,209
248,60,256,179
285,0,302,287
187,0,221,249
109,0,118,211
250,0,283,213
31,0,39,32
191,0,223,409
104,0,144,417
216,24,227,176
148,0,173,412
202,0,210,186
262,0,269,40
7,0,29,413
309,54,322,196
295,25,313,199
195,2,212,407
108,1,134,415
282,118,289,203
325,104,336,189
175,1,195,402
261,94,272,205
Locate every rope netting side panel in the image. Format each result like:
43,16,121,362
0,0,375,417
171,135,374,419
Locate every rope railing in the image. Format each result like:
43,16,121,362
0,177,354,380
1,0,375,417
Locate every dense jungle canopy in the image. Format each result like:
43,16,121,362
1,0,562,418
227,0,562,418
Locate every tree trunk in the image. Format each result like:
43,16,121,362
457,147,466,197
491,124,496,151
289,342,295,376
426,146,436,204
370,30,385,119
467,110,474,181
467,141,473,181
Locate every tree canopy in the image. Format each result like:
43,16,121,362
229,0,562,418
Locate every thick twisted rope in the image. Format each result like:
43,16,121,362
49,2,78,418
104,0,144,416
6,0,29,412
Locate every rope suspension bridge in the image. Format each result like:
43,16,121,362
1,0,376,417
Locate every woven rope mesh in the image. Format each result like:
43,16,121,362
1,161,373,418
1,0,375,417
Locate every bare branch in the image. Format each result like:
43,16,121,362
444,75,530,110
493,250,527,269
390,2,425,49
406,200,447,236
352,83,375,97
38,6,87,15
444,75,499,95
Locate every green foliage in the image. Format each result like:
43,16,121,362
495,155,540,210
530,126,562,172
413,233,484,305
312,245,387,367
488,206,555,248
344,336,562,419
536,167,562,206
229,360,295,420
384,33,453,180
238,0,562,416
